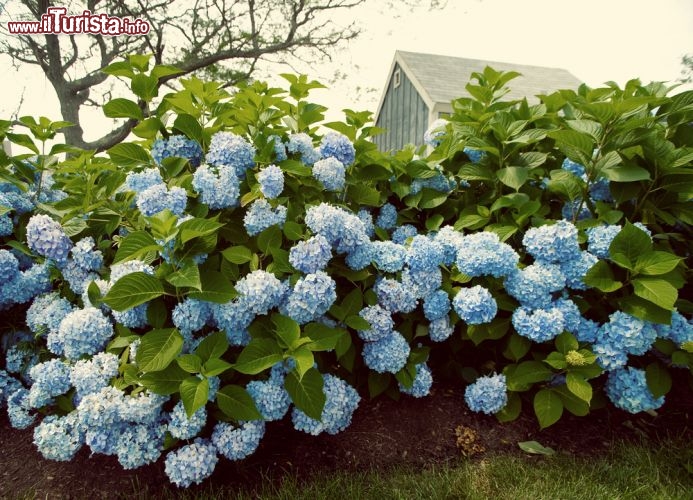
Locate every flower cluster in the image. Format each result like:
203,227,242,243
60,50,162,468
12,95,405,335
165,438,218,488
289,235,332,274
192,164,240,209
399,363,433,398
257,164,285,199
244,199,287,236
312,157,346,191
319,131,356,166
26,214,73,263
247,378,291,421
605,367,664,413
281,271,336,324
212,420,265,461
287,133,320,165
205,132,256,175
452,286,497,325
464,374,508,414
292,374,360,435
151,135,203,167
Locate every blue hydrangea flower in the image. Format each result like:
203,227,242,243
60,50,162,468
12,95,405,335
401,267,442,299
452,285,497,325
410,174,456,194
304,203,369,254
192,164,240,209
281,271,336,324
287,133,320,166
291,374,360,435
26,293,74,336
429,316,454,342
371,241,406,273
116,421,166,470
0,370,23,405
375,203,398,230
357,305,394,342
27,359,71,408
289,235,332,274
586,225,621,259
357,209,375,237
605,367,664,414
7,388,35,429
523,220,581,263
124,168,163,193
269,135,288,162
654,311,693,346
560,251,598,290
168,400,207,440
345,243,374,271
70,237,103,271
0,214,13,236
464,373,507,414
246,379,291,421
589,177,612,202
456,232,519,278
70,352,119,400
5,343,36,375
595,311,657,357
0,262,51,307
26,214,73,263
0,249,20,282
244,198,287,236
423,118,448,147
172,299,212,337
319,131,356,166
391,224,418,245
151,134,203,167
165,438,218,488
434,226,464,266
424,290,451,322
211,299,255,340
562,200,591,221
399,363,433,398
211,420,265,460
553,298,581,334
33,412,83,462
405,235,444,272
60,260,98,295
136,184,187,217
312,157,346,191
504,263,566,309
593,342,628,371
205,132,256,175
463,147,485,164
235,270,288,316
512,306,565,342
374,278,418,314
562,158,585,177
575,317,600,344
257,164,284,199
362,331,410,374
56,307,114,360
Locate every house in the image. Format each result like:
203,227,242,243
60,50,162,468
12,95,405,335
373,51,582,151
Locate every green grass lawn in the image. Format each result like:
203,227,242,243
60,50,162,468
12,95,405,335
159,438,692,500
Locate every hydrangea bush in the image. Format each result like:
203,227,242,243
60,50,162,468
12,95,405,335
0,59,691,487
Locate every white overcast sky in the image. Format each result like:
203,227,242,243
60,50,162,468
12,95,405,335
1,0,692,138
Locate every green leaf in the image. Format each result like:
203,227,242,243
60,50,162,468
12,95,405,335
216,385,263,421
304,323,347,352
179,217,223,244
180,376,209,417
534,389,564,429
284,367,325,421
173,114,203,145
634,251,682,276
257,225,283,254
601,165,651,182
176,354,202,373
195,331,228,362
503,333,531,361
609,222,652,268
345,315,371,331
555,332,579,354
273,314,301,348
506,361,553,391
348,184,381,206
497,167,528,191
632,277,678,311
467,318,510,346
496,391,522,422
136,328,184,372
114,231,159,264
565,372,592,404
138,362,188,395
151,64,184,80
234,338,283,375
620,296,672,324
645,362,672,399
103,98,142,120
518,440,556,456
341,288,363,318
291,346,315,378
202,358,233,377
188,271,236,304
6,133,39,154
425,214,445,231
583,260,622,292
131,74,159,101
283,221,304,240
566,119,602,141
107,143,150,167
368,372,391,398
166,264,201,290
544,352,568,370
102,60,135,78
553,385,590,416
221,245,253,264
103,272,165,311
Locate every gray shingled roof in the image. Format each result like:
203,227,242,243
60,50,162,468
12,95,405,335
398,51,582,103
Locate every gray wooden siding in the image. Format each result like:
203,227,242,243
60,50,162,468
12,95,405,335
375,64,429,152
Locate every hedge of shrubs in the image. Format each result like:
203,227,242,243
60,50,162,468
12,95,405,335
1,57,691,487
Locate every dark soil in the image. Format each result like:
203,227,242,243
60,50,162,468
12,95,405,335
1,381,691,500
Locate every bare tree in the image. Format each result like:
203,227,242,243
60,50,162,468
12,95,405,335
0,0,366,151
681,54,693,84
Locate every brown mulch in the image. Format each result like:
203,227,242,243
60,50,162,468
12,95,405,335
0,381,691,499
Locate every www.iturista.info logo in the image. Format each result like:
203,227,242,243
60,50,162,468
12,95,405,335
7,6,150,35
